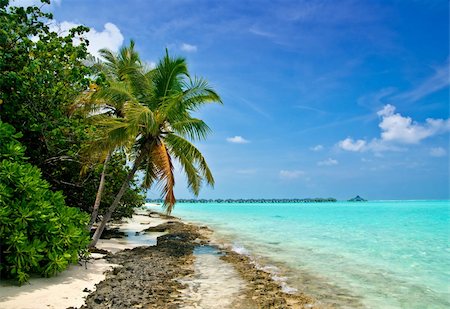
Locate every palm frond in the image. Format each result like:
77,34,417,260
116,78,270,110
123,101,155,137
170,118,211,141
154,50,189,100
90,118,135,155
142,157,158,189
181,76,222,110
92,80,134,114
165,133,214,188
159,76,221,124
152,141,176,213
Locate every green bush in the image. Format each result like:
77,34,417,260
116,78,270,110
0,121,90,284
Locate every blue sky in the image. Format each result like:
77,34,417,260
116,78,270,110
15,0,449,199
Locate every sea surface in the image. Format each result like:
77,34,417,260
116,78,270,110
150,200,449,308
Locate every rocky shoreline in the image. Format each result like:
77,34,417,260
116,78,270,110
78,212,323,309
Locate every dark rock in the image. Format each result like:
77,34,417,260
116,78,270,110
221,250,317,308
89,247,109,255
93,296,105,304
98,227,127,239
80,221,201,309
157,232,196,256
143,221,179,233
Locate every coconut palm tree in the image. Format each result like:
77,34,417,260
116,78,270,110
75,41,147,230
89,48,221,247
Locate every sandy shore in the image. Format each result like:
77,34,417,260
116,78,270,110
0,208,323,309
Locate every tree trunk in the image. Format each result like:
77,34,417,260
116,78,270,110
89,151,145,248
88,153,111,231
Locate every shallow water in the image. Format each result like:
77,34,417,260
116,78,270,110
155,200,450,308
179,245,251,309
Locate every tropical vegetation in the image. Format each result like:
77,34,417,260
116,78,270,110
0,0,220,282
88,43,221,246
0,121,90,284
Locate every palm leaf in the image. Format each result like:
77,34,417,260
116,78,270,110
123,101,155,137
170,118,211,141
165,133,214,187
152,141,176,213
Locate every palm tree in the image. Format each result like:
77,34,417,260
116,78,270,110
89,47,221,247
75,42,147,231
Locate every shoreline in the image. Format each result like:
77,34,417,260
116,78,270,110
81,210,323,308
0,208,324,308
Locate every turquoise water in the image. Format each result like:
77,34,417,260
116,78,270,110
155,201,449,308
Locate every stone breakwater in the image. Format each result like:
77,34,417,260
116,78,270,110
79,214,324,308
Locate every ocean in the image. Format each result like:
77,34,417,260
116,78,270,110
151,200,449,308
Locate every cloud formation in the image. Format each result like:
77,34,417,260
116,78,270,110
180,43,197,52
377,104,450,144
49,21,124,58
310,144,324,151
317,158,338,166
338,104,450,152
279,170,305,179
226,136,250,144
394,59,450,102
429,147,447,157
338,138,367,152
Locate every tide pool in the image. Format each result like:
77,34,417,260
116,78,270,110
152,200,449,308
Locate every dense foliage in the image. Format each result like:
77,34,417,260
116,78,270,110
0,0,145,217
0,1,146,283
83,152,145,220
0,121,90,284
1,0,218,264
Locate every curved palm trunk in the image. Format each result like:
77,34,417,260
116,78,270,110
88,153,111,231
89,152,145,248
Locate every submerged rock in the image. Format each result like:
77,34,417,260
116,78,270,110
221,250,318,308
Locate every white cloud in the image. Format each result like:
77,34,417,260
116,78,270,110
430,147,447,157
357,59,449,110
394,59,450,102
338,138,367,152
226,136,250,144
49,21,124,58
279,170,305,179
180,43,197,52
249,26,275,38
338,105,450,152
236,169,257,175
317,158,338,166
310,144,324,151
144,61,157,70
377,104,450,144
357,87,396,108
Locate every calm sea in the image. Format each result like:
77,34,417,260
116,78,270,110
151,200,450,308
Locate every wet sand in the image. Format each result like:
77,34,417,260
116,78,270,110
0,209,324,309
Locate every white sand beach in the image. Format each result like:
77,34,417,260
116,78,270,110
0,209,169,309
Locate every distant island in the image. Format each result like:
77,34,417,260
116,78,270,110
146,198,337,204
348,195,367,202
